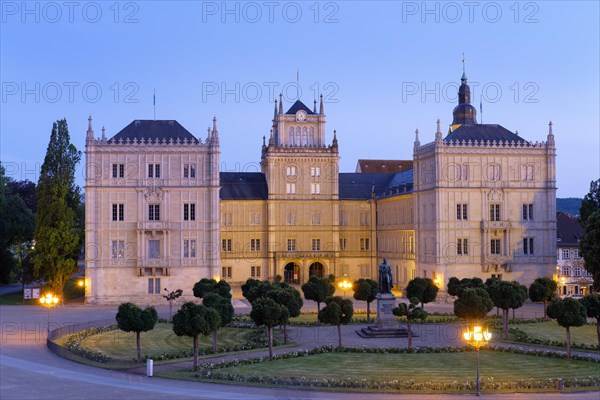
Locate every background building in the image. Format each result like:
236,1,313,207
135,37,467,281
556,211,592,297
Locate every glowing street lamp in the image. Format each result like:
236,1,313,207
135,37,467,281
40,293,59,334
463,325,492,396
338,279,352,297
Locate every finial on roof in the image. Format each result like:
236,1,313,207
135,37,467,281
319,94,324,115
274,99,277,119
86,115,94,139
313,99,317,114
263,135,266,146
101,126,106,141
212,116,218,133
547,121,555,146
461,53,467,82
279,93,283,114
548,121,553,135
436,119,441,133
415,128,420,143
435,119,443,142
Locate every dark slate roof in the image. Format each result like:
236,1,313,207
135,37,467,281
339,173,396,200
220,172,268,200
557,211,583,246
109,120,198,143
356,159,413,173
378,169,414,199
285,100,315,115
445,124,527,144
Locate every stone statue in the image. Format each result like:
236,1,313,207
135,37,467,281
378,258,393,294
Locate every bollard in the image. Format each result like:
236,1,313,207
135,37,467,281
557,378,563,392
146,359,153,377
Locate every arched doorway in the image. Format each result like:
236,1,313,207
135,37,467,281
309,262,324,278
284,262,299,284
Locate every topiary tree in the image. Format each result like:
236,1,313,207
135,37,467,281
529,277,558,318
547,297,587,358
353,278,378,322
115,302,158,362
250,297,289,358
202,292,234,353
172,302,221,370
274,274,283,283
302,276,335,315
580,294,600,347
487,281,527,339
405,277,438,309
393,297,427,349
246,280,276,304
193,278,231,299
270,287,303,344
453,288,494,322
318,296,353,348
447,277,485,297
241,278,261,299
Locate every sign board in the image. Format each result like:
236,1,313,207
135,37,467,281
32,288,40,299
23,288,41,300
23,288,32,299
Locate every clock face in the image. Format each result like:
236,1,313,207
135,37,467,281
296,110,307,122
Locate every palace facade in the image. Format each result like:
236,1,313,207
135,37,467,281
84,72,557,304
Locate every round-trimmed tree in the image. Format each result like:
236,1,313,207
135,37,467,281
580,293,600,347
249,297,289,358
115,302,158,362
302,276,335,315
193,278,232,300
405,277,438,309
393,297,427,349
202,292,234,353
453,287,494,322
318,296,353,348
353,278,378,322
487,281,527,339
529,277,557,318
547,297,587,358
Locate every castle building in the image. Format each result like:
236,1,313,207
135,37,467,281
84,71,557,304
556,211,592,297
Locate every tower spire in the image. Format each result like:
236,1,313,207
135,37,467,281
461,53,467,83
211,116,219,143
435,119,443,143
319,94,324,115
86,115,94,140
273,99,278,120
278,93,283,114
101,126,106,141
313,99,317,114
547,121,555,146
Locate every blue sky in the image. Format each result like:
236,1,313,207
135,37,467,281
1,1,598,197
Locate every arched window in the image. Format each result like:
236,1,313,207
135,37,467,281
296,127,301,146
309,127,315,145
289,127,295,145
303,127,308,146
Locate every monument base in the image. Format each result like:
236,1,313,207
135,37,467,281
356,293,417,338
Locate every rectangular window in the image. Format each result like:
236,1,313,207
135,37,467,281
312,213,321,226
250,239,261,252
183,203,196,221
148,240,160,259
183,163,196,178
286,166,296,177
251,266,261,279
522,204,534,220
148,278,161,294
360,238,370,251
573,249,580,259
310,166,321,177
221,266,232,279
287,239,296,251
286,212,296,226
183,239,196,258
312,239,321,251
339,238,347,251
221,239,232,252
457,164,469,181
562,249,570,259
149,204,160,221
339,212,348,226
148,163,161,178
574,267,582,277
360,212,369,226
490,204,501,221
457,204,468,220
562,266,570,276
457,238,468,255
522,165,535,181
111,240,125,259
250,212,260,225
112,163,125,178
112,204,124,221
286,183,296,194
310,183,320,194
490,239,501,255
222,212,232,226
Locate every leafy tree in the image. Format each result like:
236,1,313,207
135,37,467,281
115,302,158,362
241,278,261,299
249,297,289,358
32,119,82,297
528,277,558,318
453,288,494,321
202,292,234,353
487,281,527,339
405,277,438,309
580,294,600,347
547,298,587,358
353,278,378,322
6,179,37,213
393,297,427,349
579,179,600,226
172,302,221,370
192,278,231,299
274,274,283,283
447,277,485,297
246,280,276,304
318,296,353,348
301,276,334,315
580,210,600,291
270,287,303,344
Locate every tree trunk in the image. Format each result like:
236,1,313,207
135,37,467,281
267,326,273,358
367,301,371,323
407,320,412,349
503,309,509,339
212,330,217,354
512,308,516,321
337,323,342,348
193,335,199,370
566,326,571,358
136,332,141,362
283,324,288,344
596,318,600,348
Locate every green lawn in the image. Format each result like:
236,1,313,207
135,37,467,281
184,351,600,382
74,323,258,360
510,321,599,347
0,291,27,305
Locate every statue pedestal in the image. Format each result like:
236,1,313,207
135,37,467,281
356,293,415,338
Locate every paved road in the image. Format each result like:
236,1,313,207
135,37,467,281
1,301,598,399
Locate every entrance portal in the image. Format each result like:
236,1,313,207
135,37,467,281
308,262,324,278
284,262,299,284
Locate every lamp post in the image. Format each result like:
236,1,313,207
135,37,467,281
338,279,352,297
39,293,59,334
463,324,492,396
